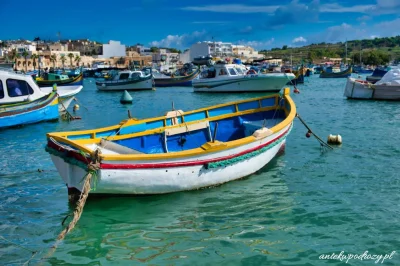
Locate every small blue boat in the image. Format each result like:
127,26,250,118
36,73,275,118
0,70,59,129
352,66,373,74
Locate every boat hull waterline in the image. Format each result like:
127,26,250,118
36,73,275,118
0,93,59,128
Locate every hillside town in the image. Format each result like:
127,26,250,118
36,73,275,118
0,38,272,72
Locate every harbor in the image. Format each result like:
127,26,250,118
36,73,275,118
1,0,400,264
1,74,399,264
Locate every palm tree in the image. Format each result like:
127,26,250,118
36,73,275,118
50,54,57,68
22,50,29,72
74,55,81,67
68,53,74,67
60,54,66,69
31,54,39,70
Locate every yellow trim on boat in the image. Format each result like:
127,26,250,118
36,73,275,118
47,89,296,161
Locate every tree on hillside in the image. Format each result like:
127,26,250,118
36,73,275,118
282,45,288,50
150,47,159,53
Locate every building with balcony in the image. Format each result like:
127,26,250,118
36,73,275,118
190,41,234,61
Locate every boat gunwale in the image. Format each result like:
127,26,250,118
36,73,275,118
0,92,58,117
46,88,296,161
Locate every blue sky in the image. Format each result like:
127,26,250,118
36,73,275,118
1,0,400,50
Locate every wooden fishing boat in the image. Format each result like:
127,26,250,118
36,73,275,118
344,69,400,100
96,70,154,91
320,66,352,78
45,88,296,197
285,66,306,85
154,69,200,87
0,70,59,128
193,63,295,92
36,73,83,87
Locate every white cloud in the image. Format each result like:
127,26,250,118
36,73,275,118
149,30,209,48
367,0,400,14
292,36,307,43
320,4,374,13
182,4,279,13
372,18,400,36
236,38,275,49
357,15,371,22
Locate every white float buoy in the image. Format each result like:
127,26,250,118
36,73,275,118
120,90,133,104
73,104,80,112
327,134,342,145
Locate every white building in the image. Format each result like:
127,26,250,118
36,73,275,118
232,45,264,60
152,48,180,65
136,45,152,56
190,41,233,61
179,49,191,64
9,43,37,56
100,40,126,58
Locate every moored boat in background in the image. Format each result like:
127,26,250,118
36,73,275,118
96,70,153,91
36,72,83,87
193,63,295,92
320,66,352,78
344,68,400,100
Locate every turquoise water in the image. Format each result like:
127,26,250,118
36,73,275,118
1,76,399,265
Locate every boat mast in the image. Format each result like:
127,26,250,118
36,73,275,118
345,40,347,66
290,51,293,67
359,43,362,66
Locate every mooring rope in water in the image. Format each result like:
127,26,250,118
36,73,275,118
42,150,101,261
296,113,334,151
284,73,300,93
58,94,79,121
0,235,38,265
73,97,89,111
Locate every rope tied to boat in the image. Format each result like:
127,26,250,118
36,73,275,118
296,113,334,152
42,150,101,262
57,149,101,240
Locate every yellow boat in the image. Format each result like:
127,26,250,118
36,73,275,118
46,88,296,197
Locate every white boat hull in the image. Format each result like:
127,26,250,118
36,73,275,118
344,78,400,100
96,80,154,91
193,74,294,92
50,124,291,195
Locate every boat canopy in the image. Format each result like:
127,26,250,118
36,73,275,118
0,70,48,104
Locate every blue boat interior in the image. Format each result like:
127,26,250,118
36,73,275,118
112,110,286,154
